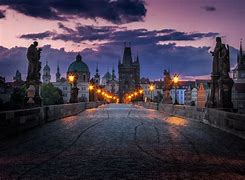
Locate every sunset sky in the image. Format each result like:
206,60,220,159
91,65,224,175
0,0,244,81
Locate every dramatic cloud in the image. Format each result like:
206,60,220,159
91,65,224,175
0,42,238,82
12,25,224,81
20,31,54,40
20,24,219,45
0,10,5,18
0,0,147,24
203,6,216,12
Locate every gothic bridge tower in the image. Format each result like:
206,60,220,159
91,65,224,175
118,42,140,102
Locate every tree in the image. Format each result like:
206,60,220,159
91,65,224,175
41,83,64,105
10,85,26,107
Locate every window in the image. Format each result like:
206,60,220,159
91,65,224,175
83,75,86,81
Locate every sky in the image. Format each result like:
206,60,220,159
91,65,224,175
0,0,244,82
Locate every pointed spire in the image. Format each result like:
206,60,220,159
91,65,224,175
96,62,99,73
135,52,139,63
56,62,61,82
240,38,243,56
112,64,116,80
57,64,60,72
57,61,60,71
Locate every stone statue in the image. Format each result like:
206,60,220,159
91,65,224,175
25,41,42,106
163,69,172,104
206,37,233,109
210,37,230,78
163,70,172,90
26,41,42,83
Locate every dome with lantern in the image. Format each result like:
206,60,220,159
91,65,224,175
67,54,90,83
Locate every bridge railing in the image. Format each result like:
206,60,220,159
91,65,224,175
134,102,245,139
0,102,104,139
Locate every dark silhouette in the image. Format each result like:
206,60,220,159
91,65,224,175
25,41,42,106
26,41,42,83
206,37,233,109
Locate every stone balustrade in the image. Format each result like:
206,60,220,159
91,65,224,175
0,102,104,139
135,102,245,139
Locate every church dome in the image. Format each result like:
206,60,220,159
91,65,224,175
67,54,89,73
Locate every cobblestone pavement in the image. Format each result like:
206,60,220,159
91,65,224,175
0,104,245,179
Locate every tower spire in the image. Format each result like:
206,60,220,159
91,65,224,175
96,62,99,74
56,62,61,82
112,63,116,80
240,38,243,56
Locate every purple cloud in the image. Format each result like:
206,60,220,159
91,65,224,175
0,10,5,19
19,24,219,45
20,31,54,40
203,6,217,12
0,0,147,24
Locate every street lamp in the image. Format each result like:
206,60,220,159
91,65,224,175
173,73,179,105
97,89,101,94
89,84,94,90
139,89,144,101
88,84,94,102
149,84,155,102
67,73,78,103
68,75,75,83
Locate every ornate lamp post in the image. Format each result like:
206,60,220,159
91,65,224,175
149,84,155,102
139,89,144,101
88,83,94,102
173,73,179,105
67,73,78,103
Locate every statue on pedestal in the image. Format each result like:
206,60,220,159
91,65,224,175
206,37,233,109
163,69,172,104
25,41,42,106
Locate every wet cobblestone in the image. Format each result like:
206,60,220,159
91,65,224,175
0,104,244,179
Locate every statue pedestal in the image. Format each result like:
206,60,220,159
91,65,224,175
206,74,219,108
25,82,42,107
163,90,172,104
217,77,234,109
70,87,79,103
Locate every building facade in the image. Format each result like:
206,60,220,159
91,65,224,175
43,54,90,103
118,44,140,102
232,40,245,113
42,61,51,84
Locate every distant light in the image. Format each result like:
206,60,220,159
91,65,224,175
89,85,94,90
173,74,179,84
68,75,75,83
149,84,155,91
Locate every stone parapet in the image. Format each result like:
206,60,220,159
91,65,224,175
0,102,104,139
135,102,245,139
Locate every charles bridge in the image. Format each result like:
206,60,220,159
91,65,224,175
0,37,244,179
0,102,244,179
